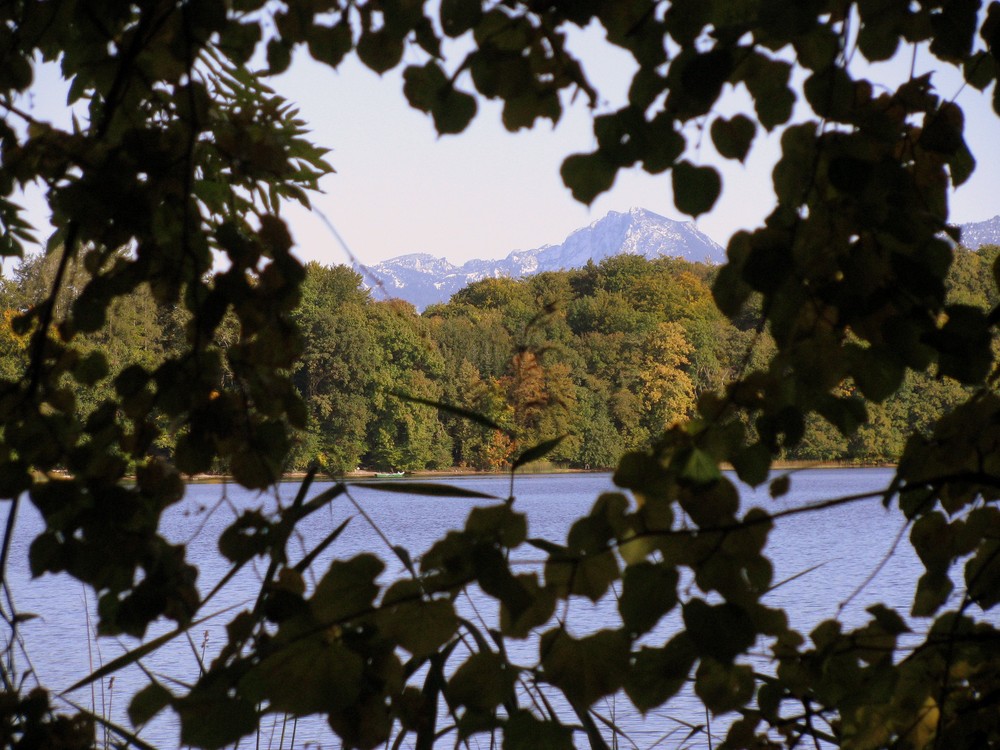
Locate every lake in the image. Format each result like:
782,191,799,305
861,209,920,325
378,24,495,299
2,468,920,749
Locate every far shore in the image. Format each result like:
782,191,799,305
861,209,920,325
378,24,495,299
185,459,896,484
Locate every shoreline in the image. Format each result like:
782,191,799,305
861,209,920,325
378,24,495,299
185,459,896,484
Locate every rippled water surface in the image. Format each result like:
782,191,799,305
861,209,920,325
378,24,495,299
3,468,915,749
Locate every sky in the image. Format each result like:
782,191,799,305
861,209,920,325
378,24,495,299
269,23,1000,267
11,20,1000,269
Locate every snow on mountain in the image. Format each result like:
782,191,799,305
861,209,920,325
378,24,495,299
958,215,1000,250
361,208,726,310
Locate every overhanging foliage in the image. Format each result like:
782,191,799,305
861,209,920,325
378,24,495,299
2,1,1000,748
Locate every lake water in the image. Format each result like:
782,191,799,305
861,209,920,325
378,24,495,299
2,468,922,749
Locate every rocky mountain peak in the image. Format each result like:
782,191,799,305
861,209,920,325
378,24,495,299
360,208,726,309
958,215,1000,250
356,210,1000,311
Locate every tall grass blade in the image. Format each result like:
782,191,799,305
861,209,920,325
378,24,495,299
349,482,498,499
63,604,242,695
511,435,567,471
293,517,352,572
390,391,511,435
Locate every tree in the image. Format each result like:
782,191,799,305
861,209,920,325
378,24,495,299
365,299,452,470
3,2,1000,749
636,321,697,431
291,263,375,471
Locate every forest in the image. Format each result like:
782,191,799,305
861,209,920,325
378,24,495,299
4,243,998,473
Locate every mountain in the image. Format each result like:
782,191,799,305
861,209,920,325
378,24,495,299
958,215,1000,250
361,208,726,310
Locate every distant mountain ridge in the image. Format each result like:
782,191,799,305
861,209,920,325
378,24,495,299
958,215,1000,250
358,209,1000,310
361,208,725,309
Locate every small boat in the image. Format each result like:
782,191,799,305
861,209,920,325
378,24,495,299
374,471,405,478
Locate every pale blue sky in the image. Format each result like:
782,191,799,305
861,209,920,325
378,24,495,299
12,25,1000,268
275,28,1000,266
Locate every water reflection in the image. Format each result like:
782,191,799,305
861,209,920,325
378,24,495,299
3,469,917,749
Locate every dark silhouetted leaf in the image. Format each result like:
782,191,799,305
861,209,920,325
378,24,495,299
448,652,516,710
561,152,617,205
619,562,678,635
128,683,172,727
710,114,756,162
683,599,757,663
540,629,630,706
176,685,257,749
625,633,697,712
672,161,721,217
504,710,574,749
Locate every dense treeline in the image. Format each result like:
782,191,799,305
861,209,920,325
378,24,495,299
2,244,997,473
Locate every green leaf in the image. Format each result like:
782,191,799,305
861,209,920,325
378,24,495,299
218,511,272,564
74,350,109,385
848,345,905,401
964,51,997,91
357,29,405,74
266,38,292,75
680,447,722,485
683,599,757,663
512,434,568,471
802,65,854,122
307,22,353,68
912,571,954,617
240,637,363,715
230,446,281,490
466,504,527,546
738,55,794,129
866,604,909,635
773,122,817,203
176,685,257,750
473,544,533,615
503,710,574,749
694,659,755,715
539,629,630,707
931,304,993,384
816,395,868,437
619,562,679,636
28,532,61,576
499,573,556,638
379,598,458,656
966,539,1000,610
433,87,478,135
710,115,756,162
545,548,619,601
502,91,561,131
349,481,498,499
218,21,262,65
561,152,617,205
672,161,721,217
128,682,172,727
440,0,482,37
950,140,976,186
402,62,448,112
769,475,790,499
312,554,384,623
448,652,516,710
625,633,697,712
